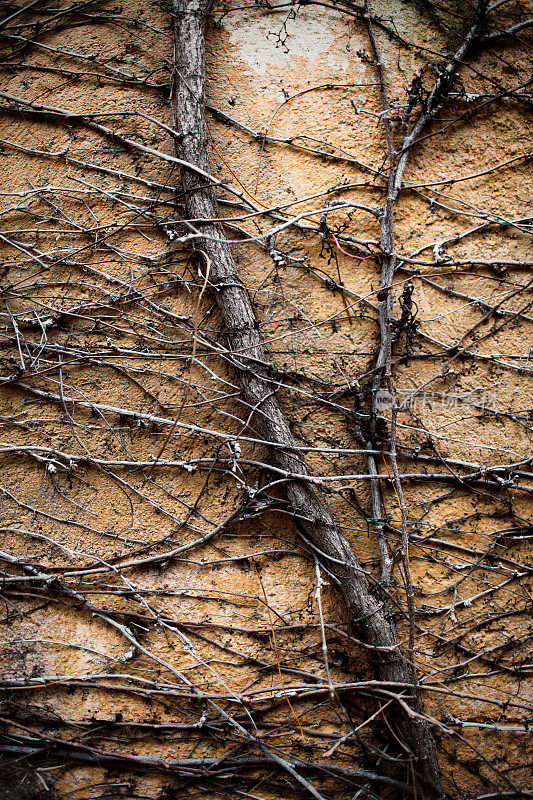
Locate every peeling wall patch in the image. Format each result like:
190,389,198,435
222,11,336,75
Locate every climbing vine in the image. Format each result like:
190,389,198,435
0,1,531,799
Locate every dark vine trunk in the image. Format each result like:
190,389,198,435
171,2,444,797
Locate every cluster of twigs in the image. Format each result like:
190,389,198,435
0,0,531,798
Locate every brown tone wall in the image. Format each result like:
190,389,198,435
0,1,531,798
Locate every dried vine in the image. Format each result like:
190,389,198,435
0,0,531,799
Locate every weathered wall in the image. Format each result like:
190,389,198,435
0,1,531,799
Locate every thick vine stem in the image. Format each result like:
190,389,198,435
171,1,444,797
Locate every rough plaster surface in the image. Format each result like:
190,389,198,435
0,1,531,799
222,9,338,75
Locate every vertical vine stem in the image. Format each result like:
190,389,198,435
361,0,489,781
171,0,445,796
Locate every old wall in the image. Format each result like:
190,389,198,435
0,1,531,799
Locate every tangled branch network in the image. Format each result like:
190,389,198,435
0,1,531,799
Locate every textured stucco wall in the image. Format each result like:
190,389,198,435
0,1,531,798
